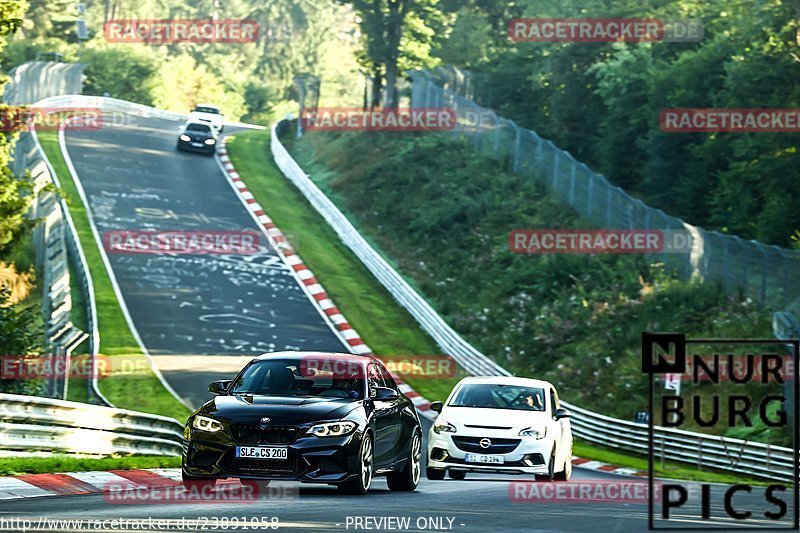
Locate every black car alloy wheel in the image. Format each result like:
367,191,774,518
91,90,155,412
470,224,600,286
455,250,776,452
340,433,373,494
387,431,421,491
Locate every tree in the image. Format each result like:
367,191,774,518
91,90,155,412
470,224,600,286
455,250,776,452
344,0,444,107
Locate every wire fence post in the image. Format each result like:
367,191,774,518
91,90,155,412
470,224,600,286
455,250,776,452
586,171,594,217
722,239,730,291
493,115,500,153
605,188,613,226
568,156,577,206
625,202,633,229
552,147,560,192
512,123,521,172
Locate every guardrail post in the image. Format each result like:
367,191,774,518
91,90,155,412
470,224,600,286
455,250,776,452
697,440,702,471
766,443,771,470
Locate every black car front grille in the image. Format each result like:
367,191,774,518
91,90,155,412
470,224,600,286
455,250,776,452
229,425,301,444
451,436,521,454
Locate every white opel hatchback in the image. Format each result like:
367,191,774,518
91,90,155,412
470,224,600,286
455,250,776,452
426,376,573,481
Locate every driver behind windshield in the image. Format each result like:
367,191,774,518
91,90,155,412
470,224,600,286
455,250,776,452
331,376,361,399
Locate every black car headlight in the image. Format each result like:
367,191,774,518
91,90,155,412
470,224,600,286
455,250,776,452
308,421,356,437
204,138,216,145
180,134,191,142
192,415,224,433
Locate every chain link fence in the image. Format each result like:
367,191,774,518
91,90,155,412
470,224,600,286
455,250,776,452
408,70,800,309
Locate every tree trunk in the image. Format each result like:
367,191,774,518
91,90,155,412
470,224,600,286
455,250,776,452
383,0,407,109
370,69,382,109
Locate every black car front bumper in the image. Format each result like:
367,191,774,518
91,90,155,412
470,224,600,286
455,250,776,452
177,138,216,154
182,427,363,484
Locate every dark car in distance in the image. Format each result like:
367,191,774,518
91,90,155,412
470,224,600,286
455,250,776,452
181,352,423,494
176,120,218,154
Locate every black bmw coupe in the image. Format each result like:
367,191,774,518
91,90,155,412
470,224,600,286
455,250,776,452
181,352,422,494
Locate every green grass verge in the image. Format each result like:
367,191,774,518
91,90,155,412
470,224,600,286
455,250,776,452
0,455,180,476
37,131,191,423
574,439,766,485
225,131,462,402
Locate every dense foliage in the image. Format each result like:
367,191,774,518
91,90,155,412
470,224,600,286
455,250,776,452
0,0,42,392
292,130,777,440
6,0,364,121
437,0,800,247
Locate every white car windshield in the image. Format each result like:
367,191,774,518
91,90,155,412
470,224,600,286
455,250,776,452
448,383,546,411
194,106,220,115
185,123,212,133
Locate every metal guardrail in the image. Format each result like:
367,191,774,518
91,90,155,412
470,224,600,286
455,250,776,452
13,129,89,401
3,62,85,105
0,394,183,456
271,119,795,482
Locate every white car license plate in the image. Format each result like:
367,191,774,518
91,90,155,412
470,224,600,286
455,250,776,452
465,453,504,464
191,142,203,147
235,446,287,460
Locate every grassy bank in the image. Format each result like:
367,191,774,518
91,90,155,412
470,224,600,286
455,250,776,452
225,131,463,402
37,131,191,422
286,130,778,437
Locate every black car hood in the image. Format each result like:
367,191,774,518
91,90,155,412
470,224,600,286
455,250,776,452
202,394,359,425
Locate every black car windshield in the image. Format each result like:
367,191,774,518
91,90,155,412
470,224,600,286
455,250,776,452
194,106,220,114
230,359,365,399
448,383,546,411
185,123,211,133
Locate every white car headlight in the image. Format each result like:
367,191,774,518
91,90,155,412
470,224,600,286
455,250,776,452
433,421,457,434
519,426,547,439
180,134,191,142
204,138,216,145
308,421,356,437
192,415,223,433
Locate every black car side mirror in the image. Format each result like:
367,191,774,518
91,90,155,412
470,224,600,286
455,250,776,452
430,401,443,413
209,380,231,395
555,408,572,420
371,387,399,400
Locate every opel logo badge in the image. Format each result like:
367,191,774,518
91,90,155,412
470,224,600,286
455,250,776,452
260,417,270,424
479,438,491,449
